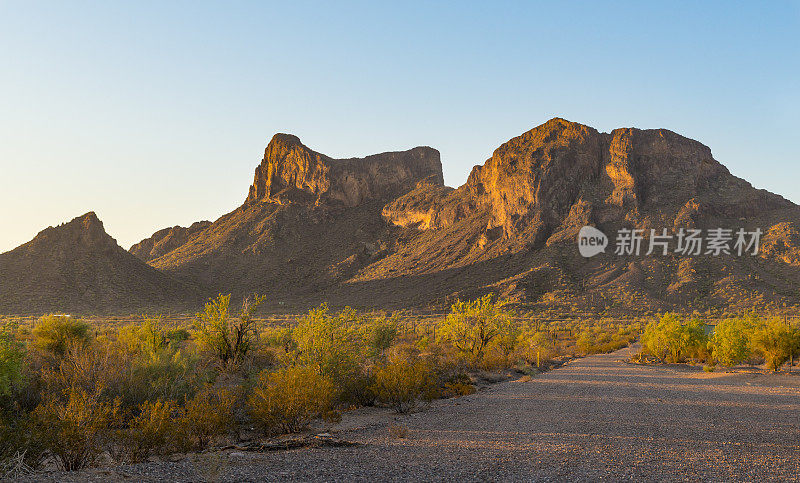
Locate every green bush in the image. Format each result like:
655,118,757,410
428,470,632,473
40,339,130,405
261,325,295,352
32,316,90,357
363,315,399,357
194,294,265,367
641,313,708,363
370,358,437,413
292,305,365,390
126,341,197,407
752,319,800,372
0,324,25,403
709,317,755,366
438,294,515,361
247,365,337,434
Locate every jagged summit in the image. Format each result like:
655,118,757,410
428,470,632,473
26,211,115,251
245,133,442,207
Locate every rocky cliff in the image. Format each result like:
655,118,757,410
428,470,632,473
135,120,800,313
359,119,800,312
137,136,444,305
246,133,443,206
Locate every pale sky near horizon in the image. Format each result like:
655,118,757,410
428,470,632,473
1,1,798,253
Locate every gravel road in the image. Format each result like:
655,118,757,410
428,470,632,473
33,345,800,482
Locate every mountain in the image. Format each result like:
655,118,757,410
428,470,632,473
0,212,200,315
137,119,800,314
142,134,443,308
130,221,212,262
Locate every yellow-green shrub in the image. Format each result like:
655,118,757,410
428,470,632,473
370,358,437,413
292,305,365,380
122,399,184,462
0,323,25,404
752,319,800,372
33,387,120,471
641,313,708,363
709,317,755,366
182,385,235,449
194,294,265,367
32,316,90,357
438,294,515,362
247,365,337,434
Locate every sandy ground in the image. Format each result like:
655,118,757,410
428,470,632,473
27,346,800,482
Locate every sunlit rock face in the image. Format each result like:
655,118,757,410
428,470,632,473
246,133,443,207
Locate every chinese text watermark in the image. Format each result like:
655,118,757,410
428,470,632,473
578,226,761,258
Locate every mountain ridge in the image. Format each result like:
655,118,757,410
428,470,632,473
4,118,800,315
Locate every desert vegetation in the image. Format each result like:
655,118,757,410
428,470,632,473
637,312,800,371
0,294,641,476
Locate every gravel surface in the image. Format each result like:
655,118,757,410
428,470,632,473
27,346,800,482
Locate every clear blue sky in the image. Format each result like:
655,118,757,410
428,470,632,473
1,1,798,252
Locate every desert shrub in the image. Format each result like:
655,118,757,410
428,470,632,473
247,365,337,434
34,387,120,471
363,315,399,357
641,313,708,363
0,416,47,477
292,305,366,394
370,358,437,413
0,323,25,404
710,317,755,366
40,339,130,405
182,384,236,449
118,318,171,355
677,318,709,361
114,319,202,406
752,319,800,372
32,316,90,357
492,319,521,358
165,327,191,343
194,294,265,367
515,328,556,367
575,323,636,355
126,341,198,407
641,314,681,361
261,325,295,352
122,399,184,462
441,373,476,398
438,294,515,362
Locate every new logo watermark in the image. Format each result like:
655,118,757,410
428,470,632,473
578,226,608,257
577,226,762,258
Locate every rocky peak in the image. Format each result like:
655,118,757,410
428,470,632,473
246,133,443,207
29,211,115,250
388,118,780,246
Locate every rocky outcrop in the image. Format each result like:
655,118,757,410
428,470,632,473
385,118,790,243
22,119,800,315
245,133,443,207
0,212,199,314
130,221,211,262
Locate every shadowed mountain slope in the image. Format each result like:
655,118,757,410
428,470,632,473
0,213,201,314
